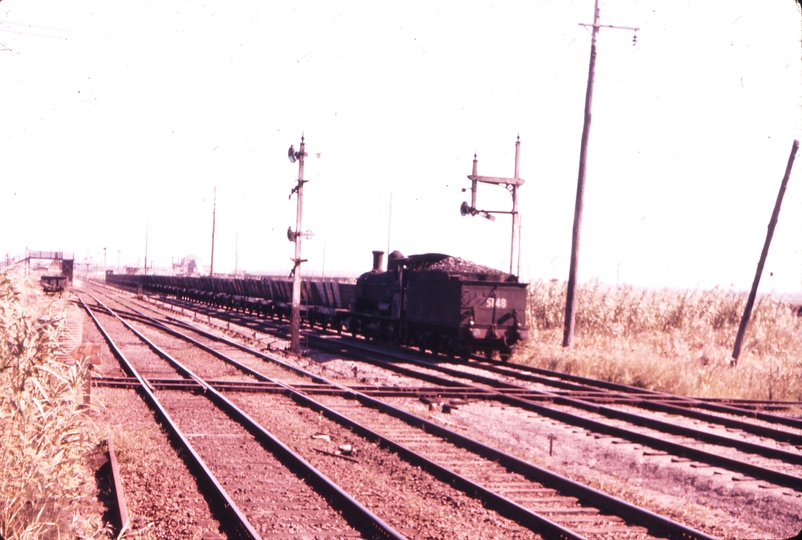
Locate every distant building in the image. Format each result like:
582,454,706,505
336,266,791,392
172,255,203,277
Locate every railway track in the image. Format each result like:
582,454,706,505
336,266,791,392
323,339,802,489
78,288,550,538
78,283,726,539
79,291,403,539
81,281,802,538
103,279,802,448
445,356,802,428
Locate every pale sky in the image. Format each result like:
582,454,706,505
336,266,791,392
1,1,800,292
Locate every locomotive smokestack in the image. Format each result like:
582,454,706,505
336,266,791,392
371,250,384,272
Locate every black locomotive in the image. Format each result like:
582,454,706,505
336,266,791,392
104,250,528,360
343,251,528,359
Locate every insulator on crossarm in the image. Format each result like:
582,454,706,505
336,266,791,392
632,33,637,46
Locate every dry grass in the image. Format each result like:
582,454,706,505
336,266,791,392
0,270,107,539
520,279,802,402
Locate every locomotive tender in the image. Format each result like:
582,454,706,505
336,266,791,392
347,251,528,359
105,250,528,360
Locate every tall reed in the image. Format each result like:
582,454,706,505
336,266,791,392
0,270,104,539
522,279,802,402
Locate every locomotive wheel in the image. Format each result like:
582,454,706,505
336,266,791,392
416,333,426,353
387,324,397,344
433,335,446,358
444,337,456,359
345,318,359,337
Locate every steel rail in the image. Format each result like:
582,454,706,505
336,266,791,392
95,286,802,490
207,343,717,539
98,278,802,417
321,388,716,540
349,339,802,451
106,438,129,537
94,292,327,386
99,285,802,457
306,337,802,490
77,295,262,540
92,292,716,540
97,285,802,486
79,291,408,540
698,397,802,409
472,357,802,430
426,361,802,447
201,282,802,430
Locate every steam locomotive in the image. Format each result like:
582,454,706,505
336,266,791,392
343,250,528,359
105,250,528,360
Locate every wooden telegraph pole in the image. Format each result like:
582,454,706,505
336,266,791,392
288,136,309,355
731,140,799,364
563,0,638,348
210,186,217,277
144,222,148,276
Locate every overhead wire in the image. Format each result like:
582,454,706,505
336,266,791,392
0,17,589,83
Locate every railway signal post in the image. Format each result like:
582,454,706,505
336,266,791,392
287,136,308,355
461,136,524,277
